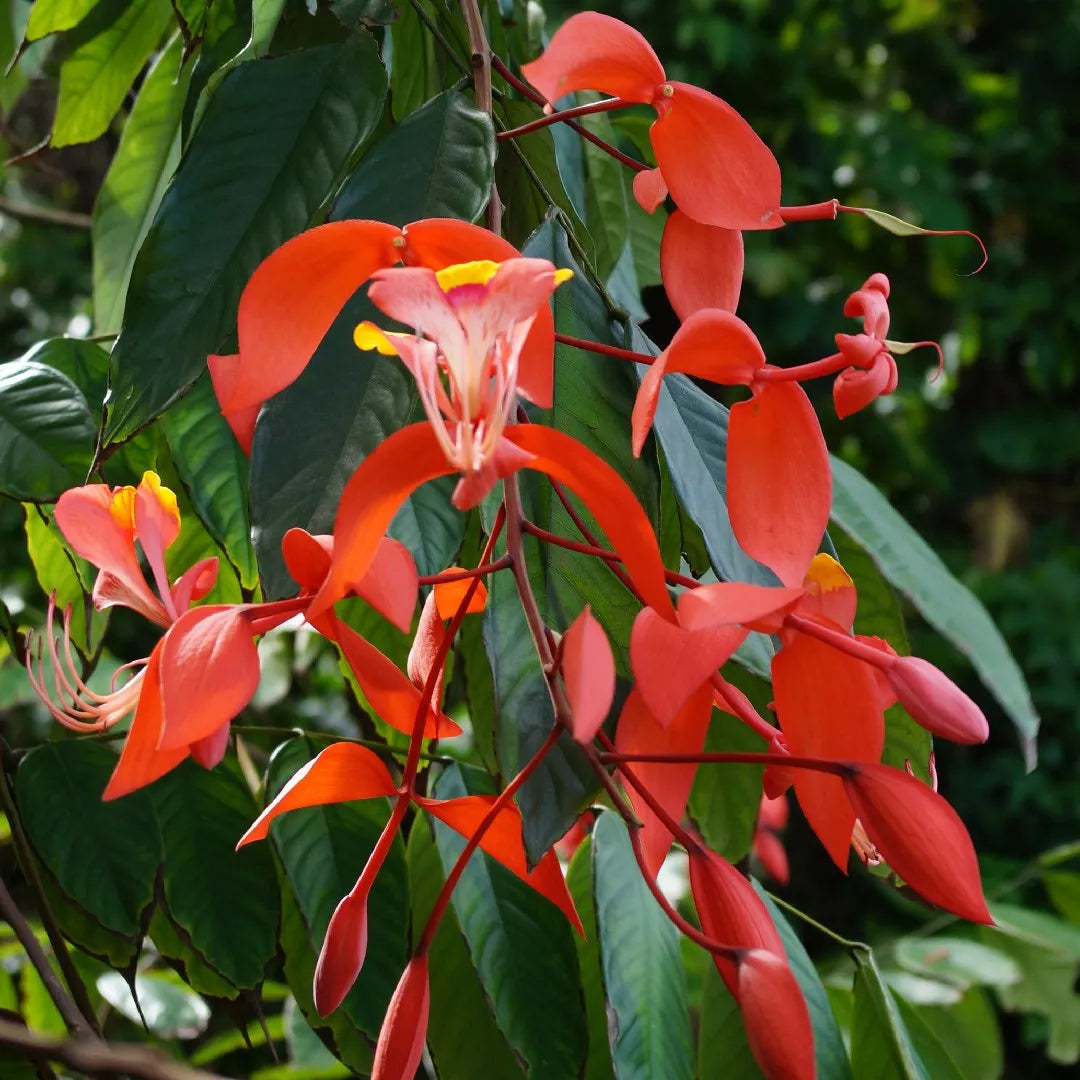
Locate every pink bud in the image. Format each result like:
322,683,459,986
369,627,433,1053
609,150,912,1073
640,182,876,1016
314,883,370,1016
886,656,989,744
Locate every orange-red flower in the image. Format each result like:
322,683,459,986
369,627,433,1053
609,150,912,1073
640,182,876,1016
521,12,782,232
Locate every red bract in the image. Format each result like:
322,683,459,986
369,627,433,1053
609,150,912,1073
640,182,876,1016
753,793,791,885
521,12,782,231
659,210,744,320
561,605,616,744
737,950,816,1080
841,763,992,924
210,219,560,451
371,955,430,1080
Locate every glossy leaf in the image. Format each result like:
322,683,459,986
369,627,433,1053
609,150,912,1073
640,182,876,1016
93,35,188,334
592,811,694,1080
162,374,258,589
430,765,587,1078
149,760,279,990
148,906,239,1000
332,88,494,225
25,0,100,40
0,360,96,501
406,816,525,1080
698,963,763,1079
106,32,388,442
831,453,1039,766
20,336,109,411
15,740,162,936
52,0,174,148
266,737,409,1040
386,0,439,120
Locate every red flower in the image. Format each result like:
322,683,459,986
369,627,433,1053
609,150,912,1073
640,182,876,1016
520,12,782,231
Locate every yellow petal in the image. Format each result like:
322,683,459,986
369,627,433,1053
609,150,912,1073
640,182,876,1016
108,486,137,530
803,552,853,594
139,471,180,526
354,321,401,356
434,260,501,292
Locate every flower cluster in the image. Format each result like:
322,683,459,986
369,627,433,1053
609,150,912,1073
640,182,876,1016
27,10,992,1080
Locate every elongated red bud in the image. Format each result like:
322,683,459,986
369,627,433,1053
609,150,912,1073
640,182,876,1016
841,763,992,924
372,955,431,1080
562,605,615,744
737,949,816,1080
886,656,989,744
688,846,784,996
407,590,445,708
314,883,370,1016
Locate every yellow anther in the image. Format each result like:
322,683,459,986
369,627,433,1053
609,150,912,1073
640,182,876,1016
553,268,574,286
435,260,501,292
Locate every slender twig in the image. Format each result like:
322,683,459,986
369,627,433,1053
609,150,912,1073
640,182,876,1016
0,196,91,229
497,97,630,139
765,890,869,952
459,0,502,233
406,0,469,75
554,331,655,365
0,876,92,1038
0,771,102,1036
0,1018,225,1080
599,749,846,776
418,556,512,586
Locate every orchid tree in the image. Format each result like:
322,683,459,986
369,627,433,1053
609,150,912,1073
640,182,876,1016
0,1,1050,1078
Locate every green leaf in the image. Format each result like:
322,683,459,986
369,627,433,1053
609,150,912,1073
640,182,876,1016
893,935,1021,989
565,836,616,1080
430,763,587,1078
591,811,693,1080
332,0,400,29
26,0,100,40
96,970,211,1038
332,88,494,226
1044,869,1080,923
907,987,1003,1080
21,336,110,410
15,740,163,937
0,360,97,501
830,454,1039,766
92,34,189,334
162,373,258,590
149,906,239,999
406,810,525,1080
266,737,408,1040
988,901,1080,956
688,707,767,864
149,760,279,991
105,32,388,442
52,0,174,147
386,0,439,120
581,107,630,282
754,883,852,1080
698,963,764,1079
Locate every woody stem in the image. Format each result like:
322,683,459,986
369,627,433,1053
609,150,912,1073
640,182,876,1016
413,725,561,957
459,0,502,232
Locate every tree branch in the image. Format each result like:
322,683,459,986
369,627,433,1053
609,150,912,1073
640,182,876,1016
459,0,503,233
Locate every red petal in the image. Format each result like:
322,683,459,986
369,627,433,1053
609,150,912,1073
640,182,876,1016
227,221,401,413
660,210,744,320
157,606,261,750
520,12,665,105
310,424,453,620
433,572,487,618
402,219,554,408
632,167,668,213
614,686,712,877
833,354,896,419
353,536,419,634
208,353,259,454
798,554,857,632
753,828,791,886
451,436,536,510
314,881,370,1016
562,605,616,744
415,795,583,934
843,273,891,338
651,83,782,231
676,581,804,634
189,722,231,769
331,613,461,740
688,846,784,996
663,308,766,386
406,591,445,708
728,382,830,587
371,955,430,1080
842,763,992,924
737,950,816,1080
630,606,745,727
102,647,188,800
757,791,789,832
282,528,333,592
886,656,989,744
771,634,883,870
169,556,220,612
237,741,398,847
505,425,674,620
631,352,668,458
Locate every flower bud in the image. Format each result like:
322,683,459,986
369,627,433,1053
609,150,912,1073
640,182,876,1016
887,655,989,744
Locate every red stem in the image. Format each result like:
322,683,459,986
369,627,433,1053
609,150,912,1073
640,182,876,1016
414,726,562,956
784,612,894,670
403,508,506,786
555,331,655,365
498,97,630,139
754,352,849,384
417,556,512,586
709,673,779,743
600,749,849,777
779,200,839,223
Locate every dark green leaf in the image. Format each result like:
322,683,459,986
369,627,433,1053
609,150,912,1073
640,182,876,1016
386,0,439,120
698,962,764,1079
908,988,1002,1080
0,360,96,501
332,0,400,29
430,764,587,1078
162,373,258,590
148,906,239,999
16,740,162,937
565,835,616,1080
21,336,109,410
92,35,189,334
149,760,279,990
52,0,174,147
591,811,693,1080
830,454,1039,765
266,737,408,1040
106,32,388,442
332,87,494,225
406,810,525,1080
581,108,630,282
